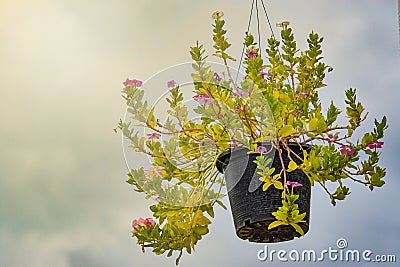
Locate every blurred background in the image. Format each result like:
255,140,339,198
0,0,399,266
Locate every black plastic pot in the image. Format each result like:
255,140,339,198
216,142,311,243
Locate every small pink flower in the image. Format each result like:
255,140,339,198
256,146,267,154
247,49,257,59
193,94,214,105
260,71,270,77
286,181,302,187
299,91,310,98
146,132,161,140
214,72,222,81
368,141,384,149
132,218,146,229
144,218,155,227
327,134,338,144
340,145,356,156
235,106,250,111
132,217,154,229
167,80,176,88
144,166,165,180
236,89,249,98
123,78,142,87
153,166,164,177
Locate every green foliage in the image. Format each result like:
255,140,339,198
254,155,283,191
269,193,307,235
119,10,388,264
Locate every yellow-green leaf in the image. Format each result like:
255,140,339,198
268,220,287,230
290,223,305,235
146,108,157,128
309,118,319,131
263,182,273,191
193,210,211,226
279,125,296,137
274,181,283,190
287,160,298,172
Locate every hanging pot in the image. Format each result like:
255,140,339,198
216,142,311,243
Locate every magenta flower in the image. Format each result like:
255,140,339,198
260,71,270,77
327,134,338,144
299,91,310,98
167,80,176,88
340,145,356,156
132,217,155,229
236,89,249,98
132,217,146,229
286,181,302,187
235,106,250,111
247,49,257,59
123,78,143,87
368,141,384,149
214,72,222,81
144,218,155,227
193,94,214,105
256,146,268,154
146,132,161,140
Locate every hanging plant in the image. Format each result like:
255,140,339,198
118,10,387,265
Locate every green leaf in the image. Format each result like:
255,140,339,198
263,182,273,191
287,160,298,172
268,220,288,230
290,223,305,235
279,125,296,137
274,181,283,190
309,118,318,131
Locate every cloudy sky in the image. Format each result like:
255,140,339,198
0,0,399,266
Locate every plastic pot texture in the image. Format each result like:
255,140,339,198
216,142,311,243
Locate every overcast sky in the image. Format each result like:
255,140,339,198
0,0,399,266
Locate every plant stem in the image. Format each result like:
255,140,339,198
276,141,287,199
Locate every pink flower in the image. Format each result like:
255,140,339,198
123,78,142,87
235,106,250,111
214,72,222,81
247,49,257,59
167,80,176,88
153,166,164,177
193,94,214,105
132,218,146,229
327,134,338,144
368,141,384,149
144,218,155,227
299,91,310,98
146,132,161,140
286,181,302,187
340,145,356,156
260,71,270,77
144,166,165,180
236,89,249,98
256,146,267,154
132,217,155,229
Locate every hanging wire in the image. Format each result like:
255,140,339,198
260,0,276,39
235,0,256,83
255,0,262,54
236,0,278,84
